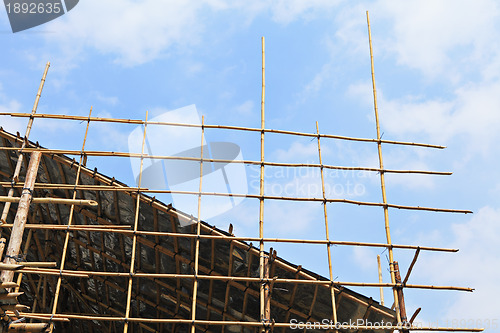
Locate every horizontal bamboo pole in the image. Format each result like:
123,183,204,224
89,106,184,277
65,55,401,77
7,323,49,332
21,262,57,268
0,282,19,289
0,292,23,299
0,147,450,176
0,224,131,230
0,180,471,214
0,196,97,206
91,188,472,214
6,225,456,252
6,313,68,322
0,112,445,149
20,269,89,278
8,313,483,331
0,304,29,311
0,263,24,271
0,182,142,192
18,268,473,291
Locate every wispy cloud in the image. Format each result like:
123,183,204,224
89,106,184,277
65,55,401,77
414,206,500,326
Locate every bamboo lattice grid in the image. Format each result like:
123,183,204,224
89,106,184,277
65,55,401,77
0,11,483,333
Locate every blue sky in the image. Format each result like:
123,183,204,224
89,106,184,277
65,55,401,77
1,0,499,330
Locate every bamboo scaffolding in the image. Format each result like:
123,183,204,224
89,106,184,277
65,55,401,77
0,150,452,176
0,146,452,176
377,254,385,305
316,122,338,327
0,196,97,206
48,107,92,333
0,292,23,300
0,283,19,289
4,313,484,332
367,10,402,325
0,182,473,213
189,116,205,333
0,224,131,230
258,36,267,331
0,27,480,332
0,112,446,149
16,268,473,291
7,322,49,332
0,224,455,251
1,151,42,284
123,111,148,333
0,62,50,225
403,248,421,285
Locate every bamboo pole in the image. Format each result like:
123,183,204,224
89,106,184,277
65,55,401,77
0,147,452,175
258,36,267,331
16,268,474,291
190,116,205,333
0,282,18,289
7,323,49,332
0,224,458,252
394,261,408,329
0,182,473,213
0,263,24,271
1,151,42,284
123,111,148,333
366,11,402,324
0,224,131,230
5,313,485,331
48,107,92,333
0,196,97,206
0,292,23,299
0,238,6,261
0,62,50,225
403,248,421,284
0,112,446,149
377,255,384,305
316,122,338,326
0,304,27,311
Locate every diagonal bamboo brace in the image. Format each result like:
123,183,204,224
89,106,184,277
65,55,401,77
0,151,42,284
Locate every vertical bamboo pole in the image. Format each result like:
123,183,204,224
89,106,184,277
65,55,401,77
377,254,384,305
0,238,6,261
123,111,148,333
366,11,402,324
1,150,41,284
190,116,205,333
258,36,268,331
263,253,271,323
48,107,93,333
393,262,408,323
1,62,50,225
316,122,338,326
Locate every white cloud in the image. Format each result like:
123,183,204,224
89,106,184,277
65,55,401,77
43,0,215,66
264,200,320,235
415,206,500,328
378,0,500,79
34,1,354,69
235,100,254,116
274,141,327,162
0,101,24,134
352,246,377,272
348,81,500,157
297,63,332,104
270,0,343,24
92,92,119,107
